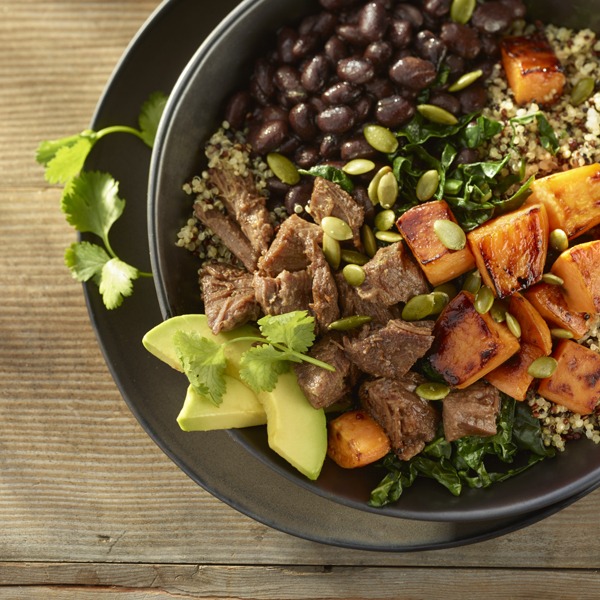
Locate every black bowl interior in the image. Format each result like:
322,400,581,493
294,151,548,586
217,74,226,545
149,0,600,521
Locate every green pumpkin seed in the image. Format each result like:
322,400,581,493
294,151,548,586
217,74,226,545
430,291,450,315
341,249,370,266
402,293,436,321
343,263,366,287
266,152,300,185
433,282,458,301
550,328,574,339
374,209,396,231
450,0,476,24
361,224,378,258
474,285,494,314
416,169,440,201
368,166,392,205
490,300,508,323
527,356,558,379
375,230,403,243
448,69,483,92
444,178,463,195
571,77,595,106
433,219,466,250
416,382,451,401
462,270,482,294
505,312,522,338
328,315,373,331
322,233,341,270
417,103,459,125
549,228,569,252
343,158,376,175
321,215,353,241
363,124,399,153
542,273,564,286
377,171,399,209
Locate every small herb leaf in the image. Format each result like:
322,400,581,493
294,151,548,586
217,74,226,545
99,258,139,309
43,136,95,184
64,241,110,283
138,91,168,148
258,311,316,354
239,344,291,393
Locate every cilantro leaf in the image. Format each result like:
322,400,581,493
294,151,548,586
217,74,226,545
99,258,139,309
35,132,91,167
258,311,316,354
43,136,95,184
64,241,110,283
138,91,168,148
173,332,227,405
239,344,291,393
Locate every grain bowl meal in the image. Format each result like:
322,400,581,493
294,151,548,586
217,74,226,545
144,0,600,506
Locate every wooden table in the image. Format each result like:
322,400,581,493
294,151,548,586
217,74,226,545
1,0,600,597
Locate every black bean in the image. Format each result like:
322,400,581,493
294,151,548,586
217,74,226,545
358,1,388,42
274,65,307,105
248,120,288,154
389,56,436,90
312,11,338,38
472,1,514,35
289,102,318,140
454,147,480,166
440,23,481,60
474,58,497,80
415,30,447,65
250,58,276,105
277,27,298,64
319,134,341,159
375,95,415,127
292,32,320,62
422,0,450,18
352,95,374,122
364,77,396,99
285,180,313,215
429,91,461,115
445,54,466,78
480,34,501,58
458,84,488,113
308,95,327,114
324,35,349,63
224,90,251,130
294,145,321,168
319,0,360,11
266,176,290,202
301,54,330,92
388,19,412,49
337,57,375,84
336,23,368,46
278,135,301,156
260,105,289,122
364,40,393,69
499,0,526,19
316,105,356,133
393,3,424,29
322,81,362,105
351,185,375,224
340,136,379,160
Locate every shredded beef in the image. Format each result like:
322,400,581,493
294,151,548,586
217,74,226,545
253,269,312,316
305,236,339,331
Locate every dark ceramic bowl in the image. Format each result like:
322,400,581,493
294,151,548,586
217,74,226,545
148,0,600,521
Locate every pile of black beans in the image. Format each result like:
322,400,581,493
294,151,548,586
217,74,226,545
224,0,527,211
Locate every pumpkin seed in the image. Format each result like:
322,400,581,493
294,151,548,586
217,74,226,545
361,224,378,258
527,356,558,379
343,158,376,175
363,124,399,153
549,228,569,252
374,209,396,231
416,382,451,401
341,249,369,266
433,282,458,301
448,69,483,93
368,166,392,205
541,273,564,286
474,285,494,314
571,77,595,106
266,152,300,185
377,171,399,208
433,219,466,250
505,312,522,338
328,315,372,331
375,230,403,243
490,300,508,323
402,293,436,321
321,215,353,241
416,169,440,201
417,103,459,125
322,233,341,270
450,0,476,24
430,291,450,315
550,328,574,339
462,270,482,294
343,263,366,287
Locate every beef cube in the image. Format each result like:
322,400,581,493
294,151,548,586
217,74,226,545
200,262,261,334
360,374,440,461
253,269,312,316
305,236,339,331
343,319,435,379
442,381,501,442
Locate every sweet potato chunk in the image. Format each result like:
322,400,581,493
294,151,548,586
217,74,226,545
526,164,600,240
428,291,521,389
327,409,391,469
508,293,552,354
523,282,591,340
537,340,600,415
501,33,565,106
467,203,549,298
551,241,600,314
396,200,476,286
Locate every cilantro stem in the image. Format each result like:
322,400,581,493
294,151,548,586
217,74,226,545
95,125,146,143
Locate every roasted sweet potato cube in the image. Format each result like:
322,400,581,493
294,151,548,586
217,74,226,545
428,291,520,389
508,293,552,354
551,240,600,314
523,282,592,340
486,343,546,401
396,200,476,286
327,409,391,469
501,33,566,106
526,164,600,240
537,340,600,415
467,203,549,298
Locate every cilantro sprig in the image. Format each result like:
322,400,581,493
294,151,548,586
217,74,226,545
172,311,335,406
36,91,168,309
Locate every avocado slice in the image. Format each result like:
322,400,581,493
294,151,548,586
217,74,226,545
177,378,266,431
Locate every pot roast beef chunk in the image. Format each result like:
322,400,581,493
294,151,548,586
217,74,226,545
209,165,273,258
194,202,258,272
294,333,355,409
308,176,365,249
200,262,261,334
360,374,440,461
442,381,501,442
253,269,313,316
343,319,435,379
357,242,429,306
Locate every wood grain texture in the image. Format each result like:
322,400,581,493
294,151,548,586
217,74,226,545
1,0,600,596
